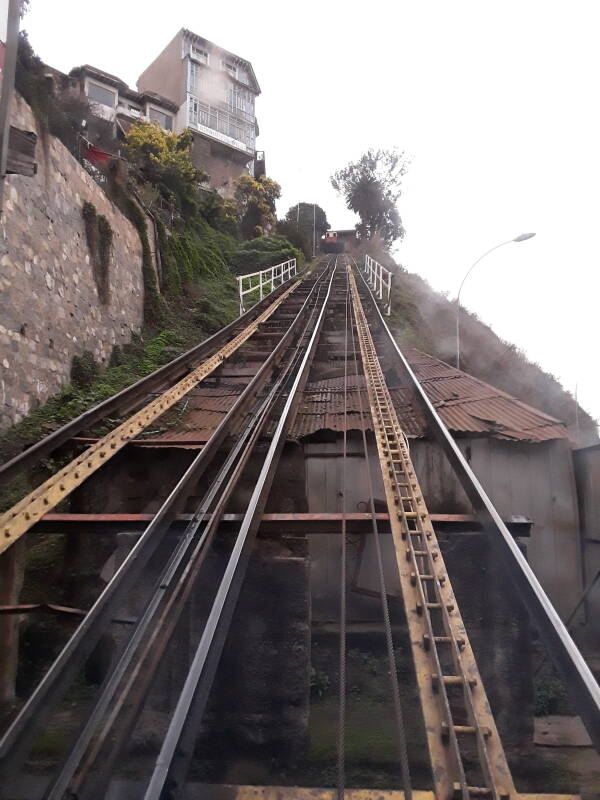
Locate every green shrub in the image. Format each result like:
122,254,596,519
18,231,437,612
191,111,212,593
230,234,303,275
534,667,573,716
70,351,99,388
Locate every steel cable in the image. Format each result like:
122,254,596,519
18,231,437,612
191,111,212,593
336,265,350,800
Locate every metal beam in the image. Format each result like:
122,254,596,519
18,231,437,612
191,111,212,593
31,512,532,537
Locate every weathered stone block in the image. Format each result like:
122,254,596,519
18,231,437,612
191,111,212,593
0,94,144,428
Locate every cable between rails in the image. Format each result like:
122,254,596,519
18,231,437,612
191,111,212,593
337,263,350,800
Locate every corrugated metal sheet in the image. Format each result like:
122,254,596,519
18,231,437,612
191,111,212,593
289,376,424,437
143,349,569,445
404,349,568,442
141,384,243,443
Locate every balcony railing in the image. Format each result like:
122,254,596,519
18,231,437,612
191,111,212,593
188,96,255,153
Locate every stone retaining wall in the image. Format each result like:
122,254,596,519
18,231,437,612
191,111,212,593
0,95,144,429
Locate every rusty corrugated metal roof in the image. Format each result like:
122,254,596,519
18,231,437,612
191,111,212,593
404,349,568,442
289,376,424,438
142,350,569,445
140,384,243,443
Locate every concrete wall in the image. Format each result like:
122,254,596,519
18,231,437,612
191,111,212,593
305,433,583,617
574,444,600,650
137,30,186,108
190,133,251,198
0,94,144,429
409,437,582,617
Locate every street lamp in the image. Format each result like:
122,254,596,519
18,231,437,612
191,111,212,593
455,233,536,369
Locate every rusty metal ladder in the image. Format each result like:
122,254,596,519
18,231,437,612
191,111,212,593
349,267,516,800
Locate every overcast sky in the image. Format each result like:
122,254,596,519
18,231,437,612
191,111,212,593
23,1,600,427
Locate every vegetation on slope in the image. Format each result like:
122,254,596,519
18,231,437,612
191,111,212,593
329,146,595,442
362,240,598,444
0,77,303,487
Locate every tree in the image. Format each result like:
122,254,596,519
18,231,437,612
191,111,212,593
284,202,329,248
125,122,207,216
331,148,408,245
276,219,311,260
233,174,281,239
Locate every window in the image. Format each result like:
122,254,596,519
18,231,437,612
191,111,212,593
189,97,199,126
188,61,200,93
221,59,236,78
191,45,209,64
227,86,254,116
148,107,173,131
87,82,116,108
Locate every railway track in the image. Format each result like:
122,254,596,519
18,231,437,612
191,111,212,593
0,255,598,799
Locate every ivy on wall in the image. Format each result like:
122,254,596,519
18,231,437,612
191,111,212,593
81,201,112,305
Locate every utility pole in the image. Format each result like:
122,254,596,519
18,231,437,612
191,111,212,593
456,233,536,369
312,202,316,258
0,0,21,220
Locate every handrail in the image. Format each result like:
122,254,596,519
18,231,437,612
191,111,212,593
364,254,393,315
237,258,297,315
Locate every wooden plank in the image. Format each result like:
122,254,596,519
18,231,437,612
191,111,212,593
181,787,580,800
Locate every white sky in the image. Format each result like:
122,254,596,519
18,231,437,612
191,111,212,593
23,0,599,424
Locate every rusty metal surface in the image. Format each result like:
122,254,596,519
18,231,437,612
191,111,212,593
143,384,244,443
404,349,568,442
289,376,425,437
145,348,567,445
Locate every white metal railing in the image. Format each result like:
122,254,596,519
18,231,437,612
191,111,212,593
363,254,393,315
188,95,255,153
237,258,297,315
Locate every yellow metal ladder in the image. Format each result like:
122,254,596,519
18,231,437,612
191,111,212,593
349,267,516,800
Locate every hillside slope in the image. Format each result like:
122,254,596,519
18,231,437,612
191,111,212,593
361,244,598,446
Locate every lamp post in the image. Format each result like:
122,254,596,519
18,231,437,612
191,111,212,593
455,232,536,369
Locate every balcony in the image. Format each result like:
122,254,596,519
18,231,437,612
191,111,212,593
187,96,255,156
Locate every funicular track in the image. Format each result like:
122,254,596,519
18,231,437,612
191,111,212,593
0,256,598,800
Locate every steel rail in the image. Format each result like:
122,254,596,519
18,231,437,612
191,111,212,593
45,384,277,800
0,266,331,786
53,266,335,800
0,277,299,485
353,258,600,752
142,263,338,800
152,275,334,800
